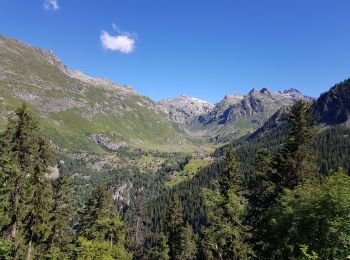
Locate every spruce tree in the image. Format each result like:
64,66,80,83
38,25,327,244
77,185,115,240
0,103,54,259
165,195,198,260
246,101,319,258
220,145,242,199
279,100,318,189
72,237,115,260
76,185,131,259
246,149,277,258
165,195,184,260
0,155,18,259
23,137,54,259
148,234,170,260
0,104,38,255
126,196,151,259
48,164,75,258
202,146,252,260
178,223,196,260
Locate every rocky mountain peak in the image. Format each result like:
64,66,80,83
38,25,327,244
45,50,68,72
221,94,245,107
279,88,313,101
157,95,214,124
248,88,259,95
260,87,271,94
284,88,301,94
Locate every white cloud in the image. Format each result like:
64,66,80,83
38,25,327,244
100,30,136,54
44,0,60,11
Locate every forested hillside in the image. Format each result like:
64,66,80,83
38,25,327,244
1,79,350,259
314,79,350,125
1,28,350,260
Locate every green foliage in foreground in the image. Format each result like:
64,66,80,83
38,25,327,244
0,103,55,259
76,185,131,260
202,148,252,260
0,103,131,259
165,195,197,260
271,168,350,259
150,100,350,259
72,237,115,260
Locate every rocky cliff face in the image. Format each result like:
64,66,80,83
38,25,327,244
157,95,214,124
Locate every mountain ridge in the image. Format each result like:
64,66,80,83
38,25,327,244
0,34,313,152
0,34,189,153
159,87,312,142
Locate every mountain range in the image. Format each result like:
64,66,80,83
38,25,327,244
2,33,350,230
159,87,312,142
0,34,316,155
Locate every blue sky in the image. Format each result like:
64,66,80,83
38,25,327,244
1,0,350,103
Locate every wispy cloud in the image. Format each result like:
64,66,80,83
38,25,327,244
44,0,59,11
100,25,136,54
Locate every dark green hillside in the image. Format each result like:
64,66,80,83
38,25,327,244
314,79,350,124
147,81,350,244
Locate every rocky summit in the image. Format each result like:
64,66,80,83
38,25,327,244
157,95,214,124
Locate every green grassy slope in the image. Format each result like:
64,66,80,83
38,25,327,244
0,34,193,153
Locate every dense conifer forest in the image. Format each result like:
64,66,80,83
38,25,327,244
1,80,350,259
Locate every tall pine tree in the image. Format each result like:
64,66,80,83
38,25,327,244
126,196,151,259
166,195,185,260
246,149,277,258
148,233,170,260
202,146,252,260
165,195,197,260
0,155,18,258
76,185,131,260
178,223,196,260
23,137,54,260
0,103,54,259
279,100,318,189
48,164,75,259
247,100,319,258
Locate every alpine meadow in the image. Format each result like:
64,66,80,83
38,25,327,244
1,1,350,259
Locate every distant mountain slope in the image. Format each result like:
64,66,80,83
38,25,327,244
157,95,214,124
189,88,311,142
0,34,187,152
0,34,314,152
238,79,350,147
314,79,350,125
148,80,350,239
